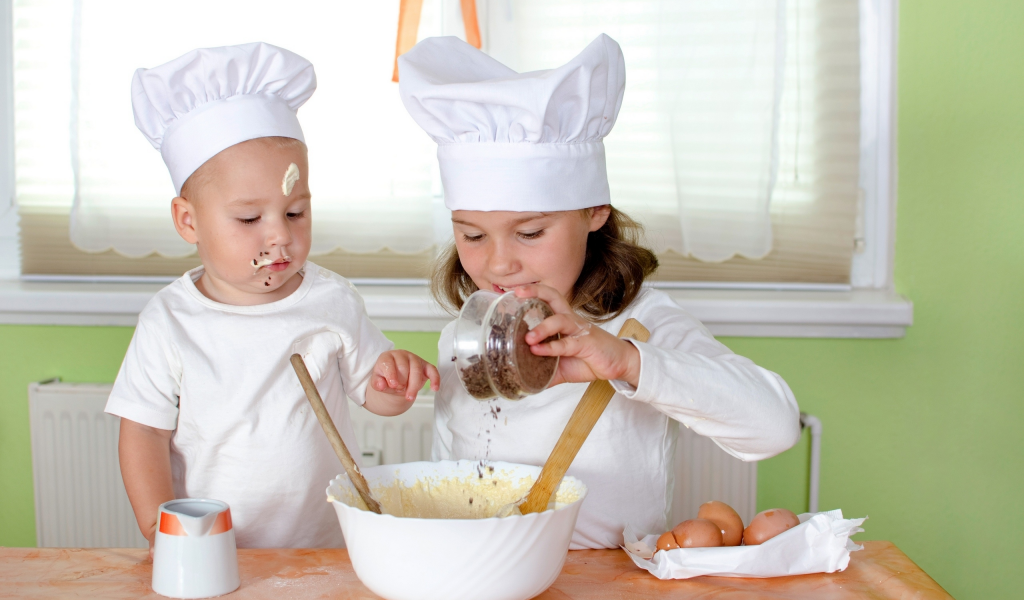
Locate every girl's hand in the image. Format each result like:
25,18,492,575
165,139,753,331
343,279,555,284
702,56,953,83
370,350,441,402
514,284,642,388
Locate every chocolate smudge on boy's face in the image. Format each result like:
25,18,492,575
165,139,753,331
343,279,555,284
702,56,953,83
252,253,290,275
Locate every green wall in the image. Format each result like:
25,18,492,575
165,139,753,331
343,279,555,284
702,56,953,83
2,1,1021,597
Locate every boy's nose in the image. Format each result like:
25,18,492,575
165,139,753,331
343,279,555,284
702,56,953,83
265,217,294,250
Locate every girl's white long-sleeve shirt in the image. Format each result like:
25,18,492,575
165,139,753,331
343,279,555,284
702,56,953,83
432,288,801,549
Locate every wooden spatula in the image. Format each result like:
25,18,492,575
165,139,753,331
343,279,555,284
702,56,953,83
517,318,650,515
290,354,383,514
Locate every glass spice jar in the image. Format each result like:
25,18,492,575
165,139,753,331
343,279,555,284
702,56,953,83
454,290,559,400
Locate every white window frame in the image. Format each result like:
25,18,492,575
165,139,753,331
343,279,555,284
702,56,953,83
851,0,899,290
0,0,912,337
0,0,14,281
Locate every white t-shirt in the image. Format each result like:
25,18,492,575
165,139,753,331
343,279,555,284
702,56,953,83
433,288,801,549
106,262,393,548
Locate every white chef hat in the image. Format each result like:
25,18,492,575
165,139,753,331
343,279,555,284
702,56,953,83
131,42,316,195
398,34,625,212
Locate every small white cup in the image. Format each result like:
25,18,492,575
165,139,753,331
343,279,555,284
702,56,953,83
152,498,240,599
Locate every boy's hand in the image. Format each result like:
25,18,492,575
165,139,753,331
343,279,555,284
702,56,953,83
514,284,643,388
366,350,440,416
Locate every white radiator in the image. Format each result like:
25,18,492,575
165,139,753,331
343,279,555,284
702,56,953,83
28,381,147,548
347,401,435,468
29,381,756,547
673,423,758,525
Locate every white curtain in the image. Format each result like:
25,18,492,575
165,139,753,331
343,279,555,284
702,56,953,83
656,1,786,262
489,0,787,262
20,0,790,263
58,0,451,258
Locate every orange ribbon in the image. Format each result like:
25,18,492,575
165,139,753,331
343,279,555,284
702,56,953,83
393,0,482,82
461,0,482,48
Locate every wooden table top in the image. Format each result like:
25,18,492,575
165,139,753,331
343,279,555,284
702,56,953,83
0,541,951,599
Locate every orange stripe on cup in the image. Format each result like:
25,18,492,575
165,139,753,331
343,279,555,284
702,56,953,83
159,512,187,536
159,508,232,536
209,509,233,535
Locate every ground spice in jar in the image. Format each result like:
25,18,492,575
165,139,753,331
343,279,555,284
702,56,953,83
460,358,493,400
456,293,558,400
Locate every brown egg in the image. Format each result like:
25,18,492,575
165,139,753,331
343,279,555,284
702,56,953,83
742,508,800,545
656,531,680,551
671,518,724,548
697,501,744,546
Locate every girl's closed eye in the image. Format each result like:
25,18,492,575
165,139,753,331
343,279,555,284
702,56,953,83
287,210,306,220
518,229,545,240
238,216,261,225
462,232,485,242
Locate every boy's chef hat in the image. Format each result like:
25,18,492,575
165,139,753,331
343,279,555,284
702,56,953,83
132,42,316,195
399,34,625,212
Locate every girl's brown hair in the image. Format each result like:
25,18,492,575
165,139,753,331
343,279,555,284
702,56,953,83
430,206,659,322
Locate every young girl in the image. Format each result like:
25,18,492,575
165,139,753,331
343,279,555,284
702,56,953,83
398,35,801,549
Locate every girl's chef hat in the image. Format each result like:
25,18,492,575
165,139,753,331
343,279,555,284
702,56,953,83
131,42,316,195
399,34,625,212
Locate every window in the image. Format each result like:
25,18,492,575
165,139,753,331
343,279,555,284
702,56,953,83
499,0,861,283
16,0,443,278
12,0,872,287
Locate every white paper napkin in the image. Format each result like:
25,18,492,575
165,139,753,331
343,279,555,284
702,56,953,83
622,510,866,580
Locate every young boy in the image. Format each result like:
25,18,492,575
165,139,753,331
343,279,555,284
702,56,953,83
106,43,439,551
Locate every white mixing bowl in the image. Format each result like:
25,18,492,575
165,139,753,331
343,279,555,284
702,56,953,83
327,460,587,600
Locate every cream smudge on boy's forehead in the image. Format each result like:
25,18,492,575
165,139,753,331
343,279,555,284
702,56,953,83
282,163,300,196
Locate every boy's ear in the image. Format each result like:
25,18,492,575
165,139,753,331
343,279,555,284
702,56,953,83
171,197,199,244
589,204,612,232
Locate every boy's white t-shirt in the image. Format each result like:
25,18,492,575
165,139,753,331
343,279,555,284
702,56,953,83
105,262,393,548
433,288,802,550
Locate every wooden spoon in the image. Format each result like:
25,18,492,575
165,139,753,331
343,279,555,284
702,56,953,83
514,318,651,515
290,354,383,514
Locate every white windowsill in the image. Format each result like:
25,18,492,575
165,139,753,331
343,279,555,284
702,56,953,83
0,280,913,338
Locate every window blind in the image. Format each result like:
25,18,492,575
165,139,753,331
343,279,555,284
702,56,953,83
16,0,859,283
495,0,860,282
